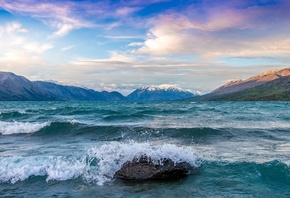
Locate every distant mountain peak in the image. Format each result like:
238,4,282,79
0,71,14,75
0,71,55,101
276,68,290,77
255,69,279,77
224,79,243,86
0,71,126,101
0,71,20,81
211,68,290,95
248,68,290,81
127,84,198,101
140,84,184,92
197,67,290,101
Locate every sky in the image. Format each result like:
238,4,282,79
0,0,290,95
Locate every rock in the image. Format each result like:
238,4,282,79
114,156,192,180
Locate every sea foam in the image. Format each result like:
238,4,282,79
86,142,202,185
0,142,201,185
0,121,50,135
0,156,86,184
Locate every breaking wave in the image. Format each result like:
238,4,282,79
0,142,201,185
0,121,50,135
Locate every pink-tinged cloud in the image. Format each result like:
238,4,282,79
133,0,290,58
120,0,170,6
0,0,96,38
116,7,141,16
0,0,171,38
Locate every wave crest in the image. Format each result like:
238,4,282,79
0,156,86,184
0,143,201,185
86,142,201,185
0,121,50,135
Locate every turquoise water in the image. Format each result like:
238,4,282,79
0,101,290,197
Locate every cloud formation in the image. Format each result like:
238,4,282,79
134,0,290,59
0,0,290,94
0,0,166,38
0,0,95,38
0,22,53,76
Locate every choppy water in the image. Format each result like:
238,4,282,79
0,101,290,197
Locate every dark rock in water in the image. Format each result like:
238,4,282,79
114,156,192,180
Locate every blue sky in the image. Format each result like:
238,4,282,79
0,0,290,95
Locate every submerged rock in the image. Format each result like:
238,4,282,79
114,156,193,180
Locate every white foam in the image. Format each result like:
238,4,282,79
86,142,201,185
0,156,86,184
0,157,46,183
0,110,27,115
17,110,27,114
46,157,86,181
68,119,81,124
0,121,50,135
0,142,201,185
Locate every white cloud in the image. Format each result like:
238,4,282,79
133,4,290,59
72,51,136,66
0,1,94,38
61,45,75,52
116,7,140,16
0,22,28,34
22,42,53,53
103,35,144,40
0,22,53,74
128,42,144,47
64,52,230,93
51,23,74,38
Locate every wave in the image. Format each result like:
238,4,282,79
2,116,289,145
25,122,231,142
0,156,86,184
1,141,289,187
3,120,285,144
86,142,201,185
102,113,151,122
0,121,50,135
0,110,28,119
202,160,290,186
0,142,201,185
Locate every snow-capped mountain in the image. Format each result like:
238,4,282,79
127,84,199,101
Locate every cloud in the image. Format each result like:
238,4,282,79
0,22,28,34
0,0,94,38
1,0,290,95
103,35,144,40
0,22,52,53
73,51,136,66
51,23,74,38
0,0,177,38
61,45,75,52
123,0,170,6
116,7,140,16
64,51,265,93
128,42,145,47
0,22,53,74
133,0,290,59
0,0,168,38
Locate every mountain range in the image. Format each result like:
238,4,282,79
195,68,290,101
0,72,197,101
2,68,290,101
